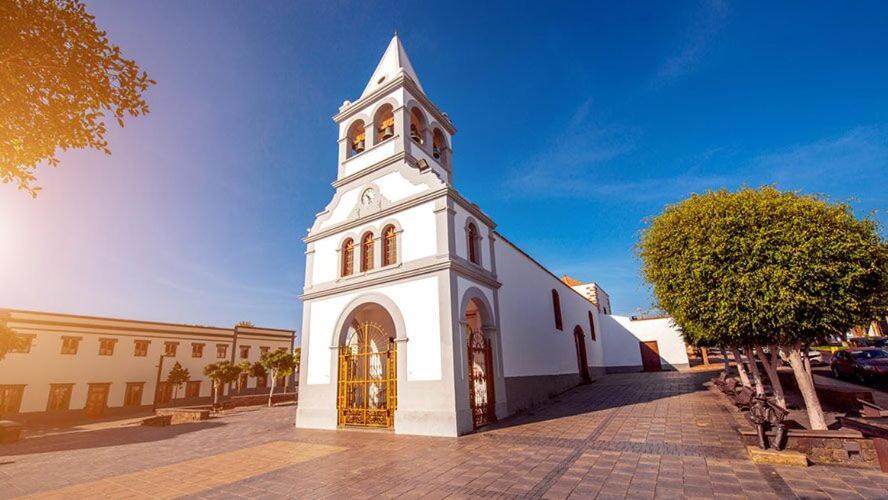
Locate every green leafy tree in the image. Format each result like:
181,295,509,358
203,360,242,408
0,323,28,361
0,0,154,196
166,361,190,399
260,349,297,407
235,321,255,328
640,187,888,430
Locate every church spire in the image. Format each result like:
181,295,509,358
360,33,424,99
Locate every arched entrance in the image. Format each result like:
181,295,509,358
465,298,496,428
573,325,591,383
337,303,398,428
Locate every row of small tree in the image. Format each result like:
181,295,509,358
164,349,299,407
202,349,299,408
639,187,888,430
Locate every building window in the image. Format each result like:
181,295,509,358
588,311,596,341
98,338,116,356
360,232,374,272
185,381,201,398
46,384,73,411
467,222,480,265
341,238,355,277
216,344,228,359
260,346,270,356
163,342,178,357
256,375,267,388
134,340,150,357
552,289,563,331
240,345,250,359
0,385,25,414
10,334,34,354
60,336,80,355
124,382,145,406
192,343,204,358
382,225,397,266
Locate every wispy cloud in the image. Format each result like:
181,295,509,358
654,0,730,85
753,126,888,186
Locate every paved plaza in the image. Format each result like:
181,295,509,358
2,371,887,499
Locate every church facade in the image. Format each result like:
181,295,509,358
296,36,688,437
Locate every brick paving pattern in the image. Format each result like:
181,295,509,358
1,371,886,499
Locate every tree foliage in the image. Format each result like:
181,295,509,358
639,187,888,348
0,0,154,196
166,361,190,398
260,349,297,406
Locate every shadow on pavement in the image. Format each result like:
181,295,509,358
480,371,716,433
0,420,226,457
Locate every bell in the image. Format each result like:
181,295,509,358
410,128,421,143
433,146,441,159
353,139,365,153
382,125,394,139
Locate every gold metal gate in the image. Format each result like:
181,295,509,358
468,328,496,428
337,321,397,428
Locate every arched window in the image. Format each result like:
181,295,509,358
347,120,365,157
409,107,427,145
467,222,480,265
552,290,563,331
341,238,355,277
588,311,596,341
374,104,394,144
382,225,397,266
432,128,447,163
360,232,374,272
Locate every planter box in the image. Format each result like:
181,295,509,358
141,415,173,427
0,420,23,443
739,428,878,468
155,408,210,424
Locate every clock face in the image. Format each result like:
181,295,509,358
361,189,375,205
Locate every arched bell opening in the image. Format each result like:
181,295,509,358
465,297,497,429
373,104,395,144
336,302,398,428
346,119,366,157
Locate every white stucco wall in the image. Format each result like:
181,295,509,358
493,236,604,378
311,200,439,285
600,315,689,369
304,275,442,385
452,204,492,272
1,314,292,415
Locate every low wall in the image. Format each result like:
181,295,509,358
155,407,210,424
504,373,583,415
739,428,878,468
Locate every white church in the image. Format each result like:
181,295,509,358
295,35,689,437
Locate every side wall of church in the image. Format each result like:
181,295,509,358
600,316,689,372
492,235,606,414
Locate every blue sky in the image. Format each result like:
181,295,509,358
2,1,886,333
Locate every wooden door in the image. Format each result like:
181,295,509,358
85,384,110,418
639,341,662,372
574,326,591,383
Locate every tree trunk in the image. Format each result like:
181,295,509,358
756,346,786,409
730,347,752,387
213,382,220,407
785,344,827,430
268,370,276,407
701,347,710,365
745,346,765,396
722,345,730,374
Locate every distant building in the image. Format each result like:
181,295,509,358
0,308,294,422
295,35,688,437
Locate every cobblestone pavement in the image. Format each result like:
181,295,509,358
2,371,887,499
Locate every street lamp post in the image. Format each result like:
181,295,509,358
152,354,166,413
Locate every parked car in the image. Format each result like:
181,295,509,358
830,348,888,383
848,336,888,348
